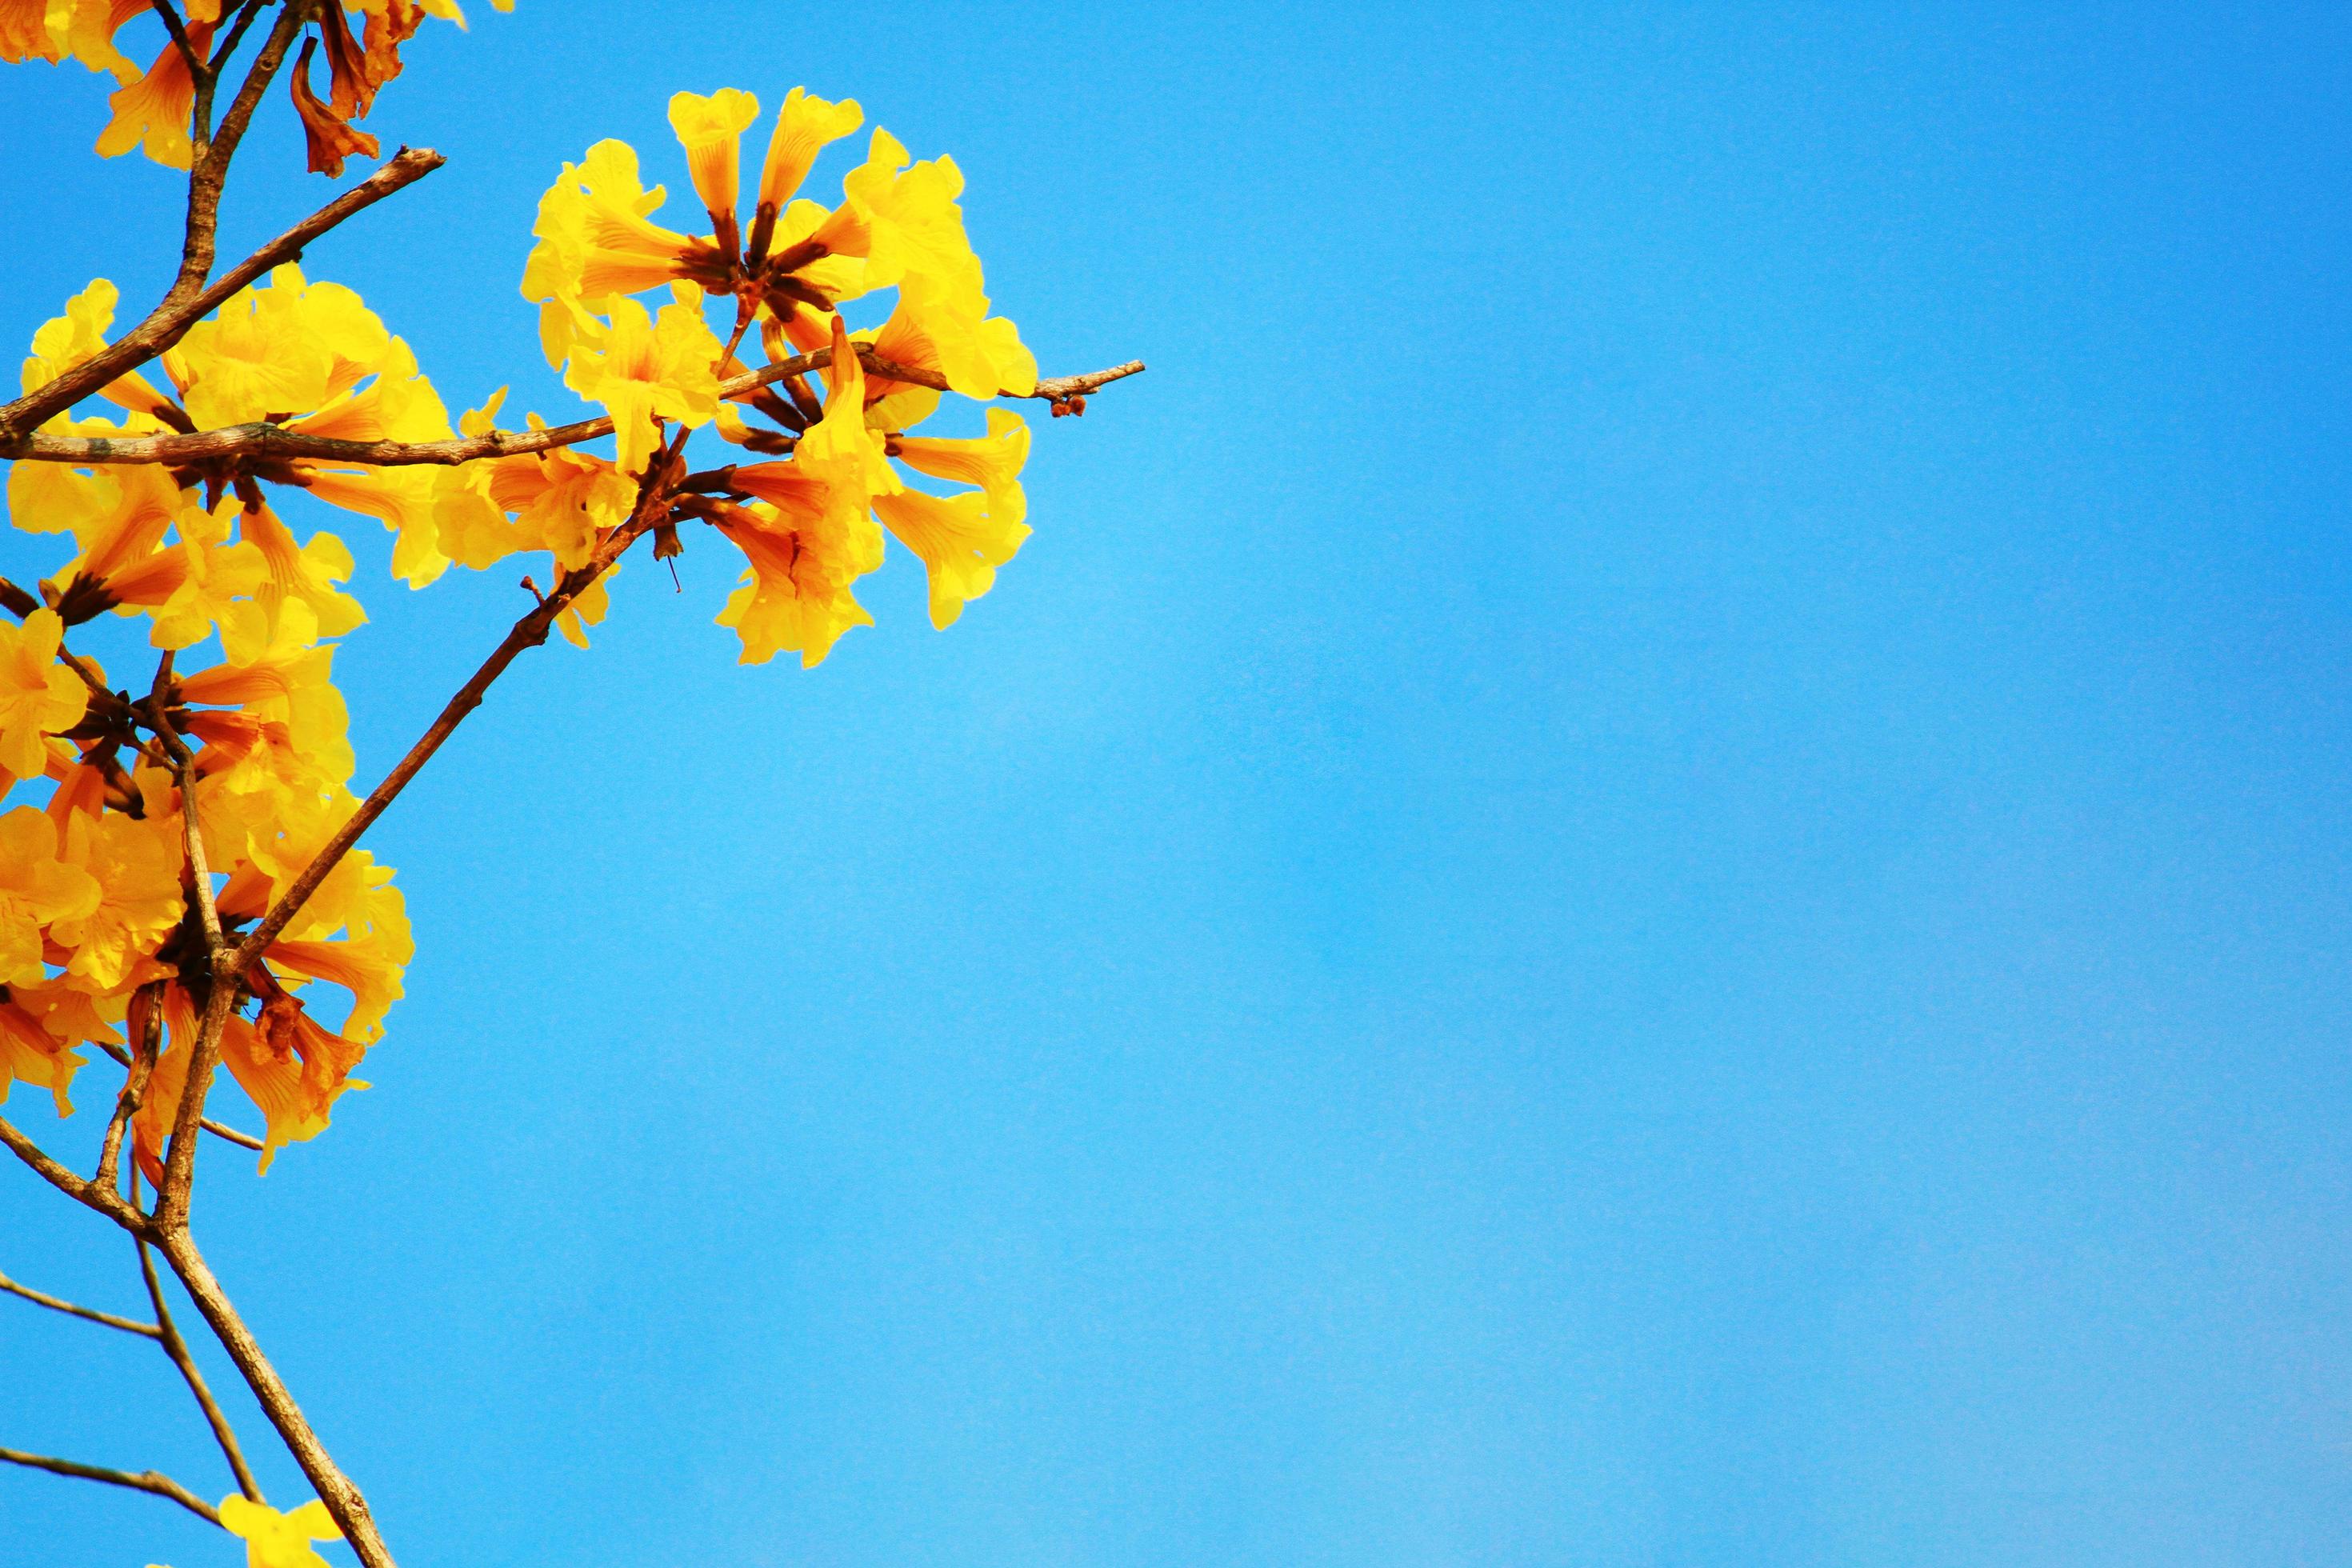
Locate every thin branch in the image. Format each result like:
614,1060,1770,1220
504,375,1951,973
91,1039,266,1151
0,1446,222,1526
93,985,163,1194
138,1218,262,1502
152,980,235,1233
5,354,1149,468
150,1,206,85
157,1230,393,1567
0,1270,160,1338
230,508,660,971
145,659,226,954
171,0,310,302
210,0,272,70
0,149,446,440
0,1115,144,1230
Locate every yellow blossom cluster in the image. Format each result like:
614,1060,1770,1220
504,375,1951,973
510,86,1037,664
0,67,1046,1174
0,8,1136,1558
1,274,417,1174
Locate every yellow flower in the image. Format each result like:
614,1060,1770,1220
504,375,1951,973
263,846,410,1045
50,806,182,991
872,486,1031,630
97,24,208,169
560,296,722,477
16,278,183,439
865,288,1037,404
177,602,358,802
840,128,989,316
710,495,882,667
0,806,101,987
219,991,370,1174
876,408,1033,628
151,267,453,585
9,975,125,1060
754,86,864,222
167,265,394,430
524,140,700,361
0,610,90,781
0,0,138,80
892,407,1030,525
522,88,870,362
145,498,270,654
434,391,640,576
669,87,762,228
0,996,83,1118
227,503,366,662
220,1494,344,1568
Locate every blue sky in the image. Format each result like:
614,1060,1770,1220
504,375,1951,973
6,4,2352,1565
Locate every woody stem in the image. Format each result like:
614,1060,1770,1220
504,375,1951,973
230,514,660,970
154,1227,395,1566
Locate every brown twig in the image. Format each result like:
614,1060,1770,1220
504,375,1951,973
144,659,225,955
171,0,311,304
156,1230,393,1566
93,985,163,1194
139,652,238,1233
0,1446,222,1526
210,0,273,71
90,1039,266,1151
135,1190,262,1502
5,354,1148,467
149,1,206,84
0,1116,144,1230
151,980,236,1234
230,510,660,971
0,148,445,440
0,1270,160,1338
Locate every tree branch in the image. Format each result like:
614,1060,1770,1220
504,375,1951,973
157,1230,393,1567
150,1,206,86
230,508,660,971
145,660,226,954
151,980,235,1234
0,1269,160,1338
0,1446,222,1526
210,0,273,70
3,354,1148,467
93,986,162,1196
138,1224,262,1502
91,1038,266,1151
0,1116,145,1230
171,0,310,302
0,148,446,440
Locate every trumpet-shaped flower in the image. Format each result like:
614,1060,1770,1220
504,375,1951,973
221,1495,346,1568
0,611,90,782
524,86,876,366
145,498,270,652
839,129,986,316
97,23,210,168
50,806,182,990
229,504,366,662
877,408,1034,628
0,807,99,986
266,858,411,1046
221,992,370,1174
561,296,722,476
0,996,82,1117
872,486,1030,630
168,265,394,430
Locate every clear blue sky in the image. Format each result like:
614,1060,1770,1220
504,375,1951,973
6,4,2352,1565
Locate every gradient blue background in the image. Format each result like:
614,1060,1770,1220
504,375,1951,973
5,4,2352,1564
